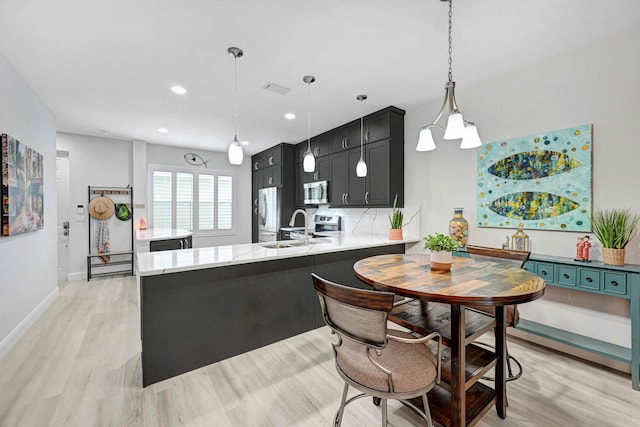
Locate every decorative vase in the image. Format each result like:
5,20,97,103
449,208,468,248
430,250,453,272
602,248,625,266
389,228,403,240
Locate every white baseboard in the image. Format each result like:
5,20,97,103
68,271,85,281
0,286,59,360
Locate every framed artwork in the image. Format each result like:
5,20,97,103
1,133,44,236
476,124,592,232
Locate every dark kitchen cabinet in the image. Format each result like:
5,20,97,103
149,235,192,252
251,171,260,242
363,108,403,144
250,143,297,242
296,134,330,162
329,147,365,206
363,138,403,206
329,122,360,153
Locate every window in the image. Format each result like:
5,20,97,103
150,166,236,235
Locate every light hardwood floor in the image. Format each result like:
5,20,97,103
1,276,639,427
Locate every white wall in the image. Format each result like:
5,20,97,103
404,24,640,348
56,133,133,280
0,52,57,358
146,144,251,247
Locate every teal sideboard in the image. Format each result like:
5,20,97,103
521,255,640,390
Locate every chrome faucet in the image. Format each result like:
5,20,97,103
289,209,309,243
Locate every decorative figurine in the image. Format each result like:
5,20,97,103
575,236,584,261
575,235,592,262
582,236,591,262
502,236,510,250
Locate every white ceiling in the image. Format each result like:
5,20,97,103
1,0,639,156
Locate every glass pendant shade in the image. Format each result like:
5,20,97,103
228,136,243,165
303,150,315,172
356,157,367,177
460,123,482,149
443,112,465,140
416,127,437,151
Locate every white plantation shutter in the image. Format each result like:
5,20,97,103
199,174,215,231
217,175,233,230
176,173,194,230
153,171,172,229
150,166,234,234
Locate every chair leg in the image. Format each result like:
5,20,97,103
334,382,349,427
381,398,388,427
421,394,434,427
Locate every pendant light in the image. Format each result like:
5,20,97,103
416,0,482,152
227,47,244,165
302,75,316,173
356,94,368,177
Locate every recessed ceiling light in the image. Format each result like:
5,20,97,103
158,128,169,133
241,140,249,146
170,85,187,95
284,113,296,120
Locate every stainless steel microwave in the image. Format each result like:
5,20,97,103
303,180,328,204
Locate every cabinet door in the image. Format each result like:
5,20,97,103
262,165,282,187
295,163,307,207
263,146,282,167
329,152,348,206
346,148,365,206
251,153,263,172
329,122,359,153
252,171,261,242
314,156,330,182
364,140,391,206
364,111,391,143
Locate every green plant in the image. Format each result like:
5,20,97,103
590,208,640,249
388,194,403,229
423,233,460,252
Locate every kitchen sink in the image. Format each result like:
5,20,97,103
259,238,331,249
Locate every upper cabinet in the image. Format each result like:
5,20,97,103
292,105,405,208
329,122,360,153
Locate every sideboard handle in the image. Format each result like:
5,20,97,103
541,270,548,276
586,277,593,283
563,273,570,279
611,280,619,286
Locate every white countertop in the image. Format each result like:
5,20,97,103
136,228,193,242
136,232,420,276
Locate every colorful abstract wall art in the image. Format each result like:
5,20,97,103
1,133,44,236
477,125,592,232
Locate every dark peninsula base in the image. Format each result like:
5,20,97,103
140,244,405,386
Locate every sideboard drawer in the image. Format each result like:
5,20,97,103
535,262,554,281
578,268,600,290
556,266,577,287
603,272,627,295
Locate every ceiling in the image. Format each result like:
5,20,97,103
1,0,639,156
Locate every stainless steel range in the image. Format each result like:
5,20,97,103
284,214,341,240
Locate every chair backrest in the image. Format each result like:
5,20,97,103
465,245,530,269
312,273,395,348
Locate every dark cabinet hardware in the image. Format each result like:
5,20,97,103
611,280,619,286
563,273,570,279
586,277,593,282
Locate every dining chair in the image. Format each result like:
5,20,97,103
464,244,530,381
312,273,442,427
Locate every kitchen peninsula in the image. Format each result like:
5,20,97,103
137,234,419,386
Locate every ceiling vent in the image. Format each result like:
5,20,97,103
262,82,291,95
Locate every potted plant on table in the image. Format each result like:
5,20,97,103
590,208,640,266
388,195,404,240
423,232,461,272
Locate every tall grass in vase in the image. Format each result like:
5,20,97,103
591,208,640,265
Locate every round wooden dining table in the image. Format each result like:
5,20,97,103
353,253,546,427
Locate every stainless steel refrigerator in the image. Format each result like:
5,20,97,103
258,187,280,242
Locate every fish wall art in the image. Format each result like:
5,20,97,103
477,124,592,232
